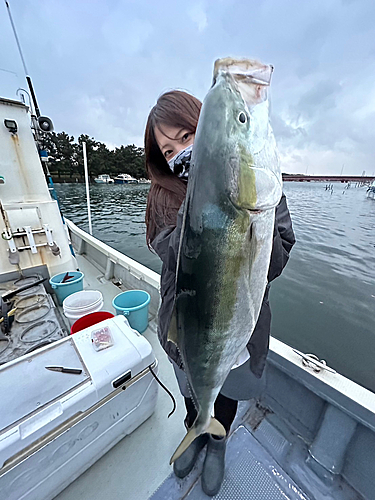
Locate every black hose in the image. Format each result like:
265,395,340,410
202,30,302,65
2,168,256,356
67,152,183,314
24,340,53,354
148,364,176,418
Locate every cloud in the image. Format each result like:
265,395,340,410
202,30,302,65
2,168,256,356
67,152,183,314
296,80,342,120
1,0,375,175
189,3,208,32
101,12,154,56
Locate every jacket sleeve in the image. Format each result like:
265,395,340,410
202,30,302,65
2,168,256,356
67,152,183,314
267,193,295,283
150,202,184,275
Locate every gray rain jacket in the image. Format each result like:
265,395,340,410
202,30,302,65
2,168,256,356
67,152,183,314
151,193,295,380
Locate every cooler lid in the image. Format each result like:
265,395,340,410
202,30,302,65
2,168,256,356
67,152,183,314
0,338,89,433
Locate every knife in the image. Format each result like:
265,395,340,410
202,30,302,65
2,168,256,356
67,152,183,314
46,366,82,375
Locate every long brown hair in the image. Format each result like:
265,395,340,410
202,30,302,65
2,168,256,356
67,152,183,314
145,90,202,247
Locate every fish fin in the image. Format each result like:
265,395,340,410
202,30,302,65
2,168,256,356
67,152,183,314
167,304,178,345
207,417,226,437
169,417,226,464
170,426,199,464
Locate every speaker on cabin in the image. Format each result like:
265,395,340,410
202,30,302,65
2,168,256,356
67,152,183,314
37,116,54,132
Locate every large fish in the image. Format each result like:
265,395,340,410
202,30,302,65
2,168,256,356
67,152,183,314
169,57,282,464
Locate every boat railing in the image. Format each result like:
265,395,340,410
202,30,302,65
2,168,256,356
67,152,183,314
65,218,160,315
67,217,375,430
268,337,375,433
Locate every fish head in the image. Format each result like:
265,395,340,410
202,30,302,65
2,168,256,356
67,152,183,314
194,57,282,212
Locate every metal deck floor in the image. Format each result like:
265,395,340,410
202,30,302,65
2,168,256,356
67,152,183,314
150,425,310,500
55,255,311,500
54,255,361,500
54,254,187,500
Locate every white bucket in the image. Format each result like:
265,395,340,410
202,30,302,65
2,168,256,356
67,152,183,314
63,290,103,326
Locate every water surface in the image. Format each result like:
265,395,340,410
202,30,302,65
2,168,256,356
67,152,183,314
55,182,375,392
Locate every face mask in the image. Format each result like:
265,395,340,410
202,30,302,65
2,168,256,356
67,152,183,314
167,144,193,180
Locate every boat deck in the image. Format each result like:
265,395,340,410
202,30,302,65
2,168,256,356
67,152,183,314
54,253,187,500
54,253,361,500
151,425,308,500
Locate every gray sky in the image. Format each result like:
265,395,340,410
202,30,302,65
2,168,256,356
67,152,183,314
1,0,375,175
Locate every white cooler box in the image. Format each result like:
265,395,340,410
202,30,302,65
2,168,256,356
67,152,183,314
0,315,158,500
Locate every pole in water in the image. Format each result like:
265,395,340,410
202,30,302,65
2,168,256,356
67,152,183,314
82,142,92,235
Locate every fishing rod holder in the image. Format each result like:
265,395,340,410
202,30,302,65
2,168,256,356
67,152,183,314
1,203,61,264
2,225,60,256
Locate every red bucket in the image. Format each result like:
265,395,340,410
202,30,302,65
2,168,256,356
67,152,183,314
70,311,114,334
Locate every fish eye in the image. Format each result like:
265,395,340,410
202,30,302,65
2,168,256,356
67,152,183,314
238,112,247,124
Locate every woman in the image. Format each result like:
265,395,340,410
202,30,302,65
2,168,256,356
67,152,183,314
145,90,295,496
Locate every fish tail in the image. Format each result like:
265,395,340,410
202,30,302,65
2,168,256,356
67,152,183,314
169,417,226,464
207,416,226,437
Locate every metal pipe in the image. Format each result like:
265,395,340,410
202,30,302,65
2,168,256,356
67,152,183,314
82,142,92,235
4,0,29,76
26,76,41,118
0,200,12,234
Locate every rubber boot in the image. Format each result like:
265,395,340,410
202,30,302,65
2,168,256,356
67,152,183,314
201,435,226,496
173,433,208,478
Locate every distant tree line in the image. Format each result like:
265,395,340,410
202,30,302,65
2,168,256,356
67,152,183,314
39,132,147,182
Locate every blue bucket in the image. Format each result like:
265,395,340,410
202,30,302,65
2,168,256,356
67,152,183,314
112,290,150,334
49,271,84,305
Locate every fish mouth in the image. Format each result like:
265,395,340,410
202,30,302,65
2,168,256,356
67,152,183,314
213,58,273,110
214,57,273,86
